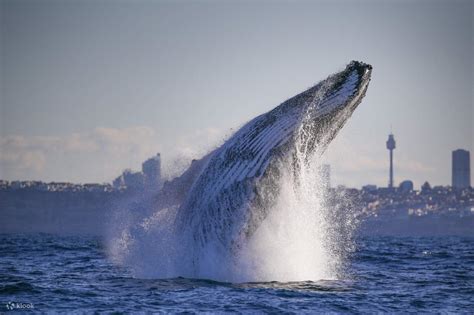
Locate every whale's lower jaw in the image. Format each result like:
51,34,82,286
173,61,372,268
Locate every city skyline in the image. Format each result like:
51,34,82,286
3,143,471,191
1,0,472,187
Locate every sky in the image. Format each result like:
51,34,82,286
1,0,472,188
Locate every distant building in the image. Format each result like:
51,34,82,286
421,181,431,192
118,169,144,191
142,153,161,190
112,153,162,191
399,180,414,193
362,185,377,192
386,133,396,188
112,174,125,189
452,149,471,189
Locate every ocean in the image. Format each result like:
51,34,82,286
1,234,473,313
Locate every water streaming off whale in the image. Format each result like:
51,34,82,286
108,61,372,282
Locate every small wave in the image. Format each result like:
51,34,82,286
0,281,39,294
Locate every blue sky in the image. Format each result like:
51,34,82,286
1,0,472,188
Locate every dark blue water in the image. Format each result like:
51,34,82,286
1,234,473,313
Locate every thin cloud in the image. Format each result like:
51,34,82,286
0,127,161,182
0,126,229,183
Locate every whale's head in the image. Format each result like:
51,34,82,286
312,60,372,117
262,60,372,161
250,61,372,167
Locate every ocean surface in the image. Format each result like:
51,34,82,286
1,234,473,313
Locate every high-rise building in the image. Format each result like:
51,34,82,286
386,133,396,188
452,149,471,189
122,169,145,191
142,153,162,190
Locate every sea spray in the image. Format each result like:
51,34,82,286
234,160,332,282
107,142,358,282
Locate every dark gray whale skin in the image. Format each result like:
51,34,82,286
158,61,372,263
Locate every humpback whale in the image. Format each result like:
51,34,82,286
117,61,373,279
159,60,373,272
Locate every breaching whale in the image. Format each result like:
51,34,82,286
157,61,372,273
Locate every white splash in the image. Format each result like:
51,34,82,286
107,135,355,282
234,160,334,282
